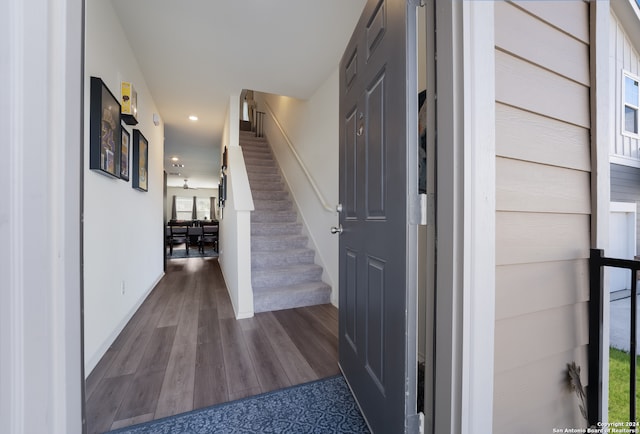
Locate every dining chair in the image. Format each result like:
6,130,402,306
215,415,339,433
202,224,219,253
169,225,189,255
188,226,204,254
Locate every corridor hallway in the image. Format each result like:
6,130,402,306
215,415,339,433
85,257,339,433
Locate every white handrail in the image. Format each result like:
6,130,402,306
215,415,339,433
262,101,335,213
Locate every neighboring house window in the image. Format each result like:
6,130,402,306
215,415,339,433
624,71,639,136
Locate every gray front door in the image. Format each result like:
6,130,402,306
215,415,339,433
338,0,418,432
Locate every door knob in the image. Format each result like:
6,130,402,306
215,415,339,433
331,225,343,235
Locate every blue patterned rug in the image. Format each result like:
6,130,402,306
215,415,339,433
107,375,369,434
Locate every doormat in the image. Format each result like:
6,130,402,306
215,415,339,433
107,375,370,434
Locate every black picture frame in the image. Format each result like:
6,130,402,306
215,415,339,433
120,126,130,181
222,146,228,170
218,173,227,207
132,129,149,192
90,77,121,178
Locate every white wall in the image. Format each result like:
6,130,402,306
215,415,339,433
218,94,255,318
84,0,165,374
254,70,341,304
166,187,217,221
1,0,84,432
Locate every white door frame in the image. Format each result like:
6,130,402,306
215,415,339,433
429,1,496,433
1,0,84,433
590,0,612,424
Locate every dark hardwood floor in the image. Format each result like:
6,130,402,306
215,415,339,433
85,257,339,433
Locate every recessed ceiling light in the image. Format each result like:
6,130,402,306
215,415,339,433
171,157,179,162
189,115,198,121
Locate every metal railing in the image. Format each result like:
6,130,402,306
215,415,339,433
261,101,334,213
589,248,640,426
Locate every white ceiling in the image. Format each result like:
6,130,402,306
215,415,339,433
110,0,367,188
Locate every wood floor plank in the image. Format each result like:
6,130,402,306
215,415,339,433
228,386,262,401
199,280,217,311
194,341,228,408
219,317,260,394
85,374,133,434
273,309,339,378
197,307,220,345
85,347,117,400
114,370,165,421
105,329,153,378
110,413,154,431
137,326,176,374
154,341,197,418
296,307,339,357
255,312,317,385
302,304,339,339
216,288,235,320
156,286,186,327
243,327,291,393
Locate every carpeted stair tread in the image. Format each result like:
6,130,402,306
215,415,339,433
244,165,279,174
249,181,285,192
252,264,323,288
248,173,282,183
240,144,270,152
240,143,273,153
253,281,331,312
251,248,315,268
251,234,308,250
251,221,301,235
251,210,297,222
253,199,292,211
251,190,288,200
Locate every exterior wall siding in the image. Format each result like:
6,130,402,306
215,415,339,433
610,163,640,252
493,1,591,432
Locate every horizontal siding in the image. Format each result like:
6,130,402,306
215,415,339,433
496,212,590,266
495,2,589,86
496,50,590,128
494,302,589,373
496,157,590,214
510,0,589,44
496,103,590,171
496,260,589,321
494,1,591,432
493,346,589,434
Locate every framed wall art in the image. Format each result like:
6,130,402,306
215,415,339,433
90,76,121,178
120,126,130,181
132,129,149,192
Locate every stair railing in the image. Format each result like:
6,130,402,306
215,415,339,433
262,100,335,213
589,248,640,426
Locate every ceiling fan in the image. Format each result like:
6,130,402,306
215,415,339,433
183,179,198,190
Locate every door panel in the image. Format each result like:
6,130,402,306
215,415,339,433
338,0,417,432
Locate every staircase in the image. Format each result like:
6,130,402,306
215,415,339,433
239,131,331,313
